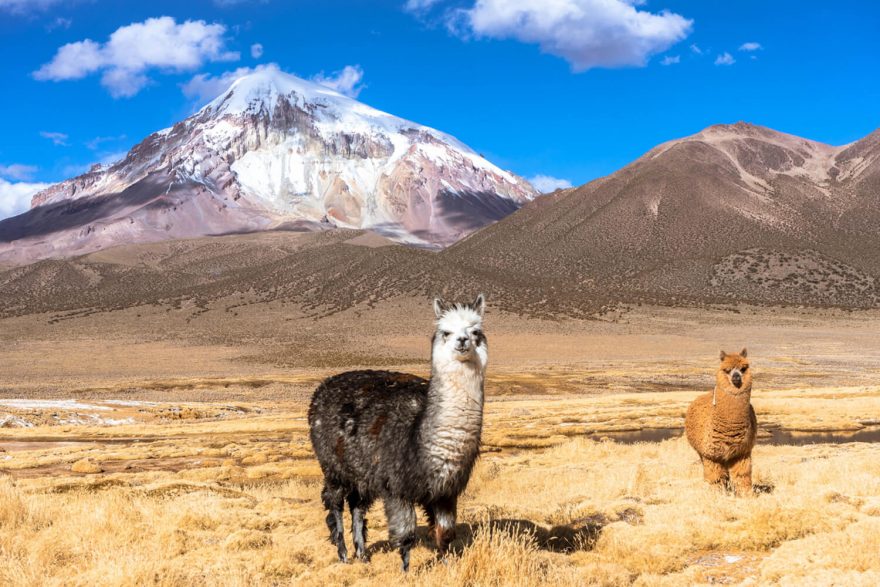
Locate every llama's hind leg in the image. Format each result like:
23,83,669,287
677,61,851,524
321,482,349,563
384,497,416,572
426,496,457,558
729,455,753,497
347,490,373,561
701,457,729,487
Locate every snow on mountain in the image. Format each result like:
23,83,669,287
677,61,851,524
0,65,536,264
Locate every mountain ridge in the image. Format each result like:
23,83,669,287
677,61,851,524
2,121,879,316
0,65,536,265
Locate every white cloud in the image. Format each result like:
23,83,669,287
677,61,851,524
0,164,38,181
739,42,762,52
40,131,69,146
250,43,264,58
403,0,443,12
181,65,265,104
182,63,366,106
85,135,126,150
46,16,72,31
447,0,692,71
660,55,680,66
690,43,702,55
528,174,573,193
34,16,240,98
714,52,735,66
214,0,267,6
0,178,50,221
312,65,365,98
0,0,63,14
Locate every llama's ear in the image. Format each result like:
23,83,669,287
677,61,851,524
719,350,727,361
433,298,446,318
740,347,748,358
473,293,486,316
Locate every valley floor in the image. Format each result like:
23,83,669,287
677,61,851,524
1,303,880,585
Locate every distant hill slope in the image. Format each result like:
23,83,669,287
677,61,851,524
443,123,880,308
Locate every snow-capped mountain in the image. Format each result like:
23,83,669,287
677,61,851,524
0,65,537,264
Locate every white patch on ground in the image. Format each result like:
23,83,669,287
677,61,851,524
0,399,111,411
100,399,158,407
0,414,35,428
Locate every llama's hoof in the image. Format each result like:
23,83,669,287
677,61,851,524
355,550,370,563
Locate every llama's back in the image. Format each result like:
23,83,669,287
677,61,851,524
308,370,429,497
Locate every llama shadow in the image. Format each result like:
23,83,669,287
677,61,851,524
455,518,606,553
718,479,775,495
365,516,606,562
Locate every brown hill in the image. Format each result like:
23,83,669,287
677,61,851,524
443,123,880,308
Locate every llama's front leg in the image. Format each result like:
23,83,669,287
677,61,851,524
384,497,416,572
347,491,372,561
729,455,753,497
321,482,348,563
428,496,457,558
701,457,729,487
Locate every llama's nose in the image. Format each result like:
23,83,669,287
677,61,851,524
456,336,469,347
731,371,742,387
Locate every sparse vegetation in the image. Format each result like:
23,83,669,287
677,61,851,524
3,301,880,584
1,387,879,586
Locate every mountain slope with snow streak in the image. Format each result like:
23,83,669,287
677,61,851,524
0,65,536,265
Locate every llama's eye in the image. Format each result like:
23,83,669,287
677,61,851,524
441,331,451,339
472,330,483,339
741,365,748,372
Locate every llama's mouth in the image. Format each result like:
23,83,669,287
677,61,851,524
454,346,472,359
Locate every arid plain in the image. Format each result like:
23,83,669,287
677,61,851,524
2,294,880,586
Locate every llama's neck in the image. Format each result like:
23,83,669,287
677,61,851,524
714,376,752,417
418,355,485,493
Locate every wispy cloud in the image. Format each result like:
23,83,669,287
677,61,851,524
182,63,367,105
739,42,762,52
250,43,264,59
403,0,443,12
40,131,69,146
690,43,703,55
661,55,680,66
46,16,72,31
34,17,240,98
0,0,64,14
85,135,127,150
182,65,266,104
425,0,692,71
0,163,39,181
714,52,735,66
214,0,269,6
528,174,573,193
311,65,365,98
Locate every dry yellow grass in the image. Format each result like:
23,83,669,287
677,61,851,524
2,387,879,586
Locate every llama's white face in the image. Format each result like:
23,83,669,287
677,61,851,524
433,295,487,365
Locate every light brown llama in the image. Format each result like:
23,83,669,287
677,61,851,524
685,349,756,496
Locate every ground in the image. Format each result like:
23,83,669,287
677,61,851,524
1,301,880,585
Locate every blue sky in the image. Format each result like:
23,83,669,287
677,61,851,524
1,0,878,218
